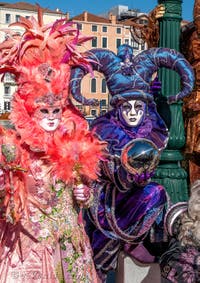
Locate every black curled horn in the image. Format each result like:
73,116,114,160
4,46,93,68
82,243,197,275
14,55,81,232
70,46,194,106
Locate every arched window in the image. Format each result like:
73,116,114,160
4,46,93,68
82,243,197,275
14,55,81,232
102,79,107,93
91,78,96,93
92,37,97,47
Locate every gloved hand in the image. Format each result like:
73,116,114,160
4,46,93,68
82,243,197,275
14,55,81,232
73,183,91,203
132,170,155,186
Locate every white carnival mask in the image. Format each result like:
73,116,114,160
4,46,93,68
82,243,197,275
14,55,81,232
33,105,62,132
120,99,145,127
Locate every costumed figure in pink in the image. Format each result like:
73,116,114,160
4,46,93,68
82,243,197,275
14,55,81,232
0,7,105,283
70,44,195,282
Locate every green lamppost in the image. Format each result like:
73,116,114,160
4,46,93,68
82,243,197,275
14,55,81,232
153,0,189,202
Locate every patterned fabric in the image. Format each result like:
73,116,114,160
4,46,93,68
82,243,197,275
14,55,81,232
160,238,200,283
0,154,98,283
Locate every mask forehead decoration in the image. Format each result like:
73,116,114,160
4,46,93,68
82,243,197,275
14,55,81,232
35,92,62,106
37,63,55,83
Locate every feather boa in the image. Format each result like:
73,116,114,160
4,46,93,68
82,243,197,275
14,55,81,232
47,124,105,182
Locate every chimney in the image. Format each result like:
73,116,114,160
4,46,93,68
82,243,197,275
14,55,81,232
65,12,70,21
108,13,116,25
83,11,88,22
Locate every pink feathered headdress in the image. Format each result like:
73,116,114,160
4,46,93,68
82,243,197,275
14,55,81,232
0,6,101,151
0,5,106,179
0,5,93,114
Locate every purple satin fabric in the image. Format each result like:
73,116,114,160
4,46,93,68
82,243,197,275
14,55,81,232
87,180,167,277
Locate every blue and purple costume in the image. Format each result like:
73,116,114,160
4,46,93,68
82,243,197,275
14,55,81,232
70,44,194,281
86,103,169,279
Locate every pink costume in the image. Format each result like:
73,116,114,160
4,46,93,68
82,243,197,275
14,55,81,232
0,7,104,283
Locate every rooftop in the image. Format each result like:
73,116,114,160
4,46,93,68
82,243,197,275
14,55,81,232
0,1,63,14
71,11,110,23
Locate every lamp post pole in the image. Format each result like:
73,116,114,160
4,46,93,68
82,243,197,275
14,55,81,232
154,0,189,202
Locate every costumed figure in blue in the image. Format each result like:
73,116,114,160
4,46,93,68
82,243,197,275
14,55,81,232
70,45,194,282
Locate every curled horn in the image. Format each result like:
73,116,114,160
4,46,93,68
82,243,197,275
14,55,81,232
133,47,195,103
70,49,120,105
70,67,98,106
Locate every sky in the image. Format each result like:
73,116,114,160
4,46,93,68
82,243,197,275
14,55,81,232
4,0,195,21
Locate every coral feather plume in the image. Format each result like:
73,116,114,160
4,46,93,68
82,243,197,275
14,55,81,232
47,125,106,183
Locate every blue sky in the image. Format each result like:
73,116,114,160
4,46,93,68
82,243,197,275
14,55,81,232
5,0,194,21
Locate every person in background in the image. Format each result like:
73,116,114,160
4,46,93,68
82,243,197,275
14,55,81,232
160,180,200,283
0,7,105,283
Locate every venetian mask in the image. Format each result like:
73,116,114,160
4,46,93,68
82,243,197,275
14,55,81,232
120,100,145,127
33,106,62,132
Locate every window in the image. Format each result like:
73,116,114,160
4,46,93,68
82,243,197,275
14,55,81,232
102,37,107,48
91,109,97,116
92,37,97,48
133,41,139,50
116,38,122,48
15,15,20,22
5,14,11,24
100,99,107,107
116,27,121,34
92,25,97,32
100,110,107,115
102,26,107,32
131,39,134,47
4,101,10,111
78,23,82,30
141,44,145,50
4,73,15,83
91,78,96,93
125,39,129,45
25,16,30,19
76,105,83,111
4,85,10,95
101,79,107,93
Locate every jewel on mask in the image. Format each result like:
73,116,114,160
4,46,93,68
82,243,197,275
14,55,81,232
38,63,55,82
